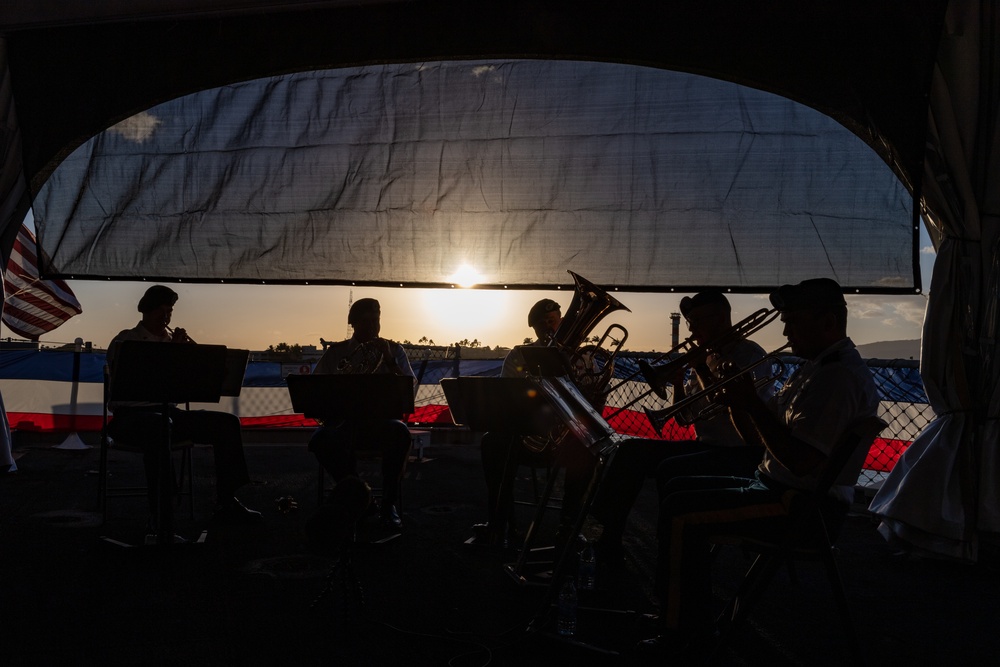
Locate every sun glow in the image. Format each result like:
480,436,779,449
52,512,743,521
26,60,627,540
448,264,484,288
413,289,516,345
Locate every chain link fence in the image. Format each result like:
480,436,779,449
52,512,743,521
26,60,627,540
1,345,930,486
399,346,931,487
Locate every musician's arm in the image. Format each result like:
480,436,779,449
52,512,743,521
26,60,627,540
719,376,826,476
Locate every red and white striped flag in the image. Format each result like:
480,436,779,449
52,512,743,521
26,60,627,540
2,225,82,340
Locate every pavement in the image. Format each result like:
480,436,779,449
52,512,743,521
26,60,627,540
2,429,999,666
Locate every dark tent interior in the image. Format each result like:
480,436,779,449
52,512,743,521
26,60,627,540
4,1,1000,665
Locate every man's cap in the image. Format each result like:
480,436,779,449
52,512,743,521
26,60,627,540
528,298,561,327
769,278,846,311
679,290,731,318
137,285,179,313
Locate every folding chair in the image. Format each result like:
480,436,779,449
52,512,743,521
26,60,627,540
711,415,887,661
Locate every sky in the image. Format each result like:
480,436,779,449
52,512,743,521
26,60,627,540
4,218,936,354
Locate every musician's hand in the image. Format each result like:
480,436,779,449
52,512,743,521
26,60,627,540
171,328,190,343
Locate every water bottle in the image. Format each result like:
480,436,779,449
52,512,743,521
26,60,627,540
578,542,597,591
556,578,577,636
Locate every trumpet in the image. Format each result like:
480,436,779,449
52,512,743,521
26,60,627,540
643,344,790,434
165,325,196,343
603,307,779,421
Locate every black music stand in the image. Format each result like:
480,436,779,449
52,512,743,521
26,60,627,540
286,374,415,422
443,374,626,649
441,376,562,435
106,341,228,546
516,345,573,378
220,349,251,397
287,373,415,533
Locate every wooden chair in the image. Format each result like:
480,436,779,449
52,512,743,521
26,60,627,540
710,415,887,661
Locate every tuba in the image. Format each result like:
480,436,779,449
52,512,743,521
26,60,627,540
522,271,631,454
551,271,631,397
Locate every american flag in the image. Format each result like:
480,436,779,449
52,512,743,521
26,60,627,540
2,225,82,340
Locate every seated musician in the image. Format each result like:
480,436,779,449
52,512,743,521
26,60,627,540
470,298,596,549
309,298,415,530
636,278,879,657
591,291,775,566
107,285,261,543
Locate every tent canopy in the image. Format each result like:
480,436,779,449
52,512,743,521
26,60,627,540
30,60,914,289
0,0,947,291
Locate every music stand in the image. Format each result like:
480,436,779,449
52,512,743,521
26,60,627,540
444,373,623,644
108,341,228,405
286,374,415,421
220,349,251,397
287,373,416,519
440,377,562,435
516,345,573,378
107,341,229,545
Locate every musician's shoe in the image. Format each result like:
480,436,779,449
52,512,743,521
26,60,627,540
213,497,264,525
379,504,403,529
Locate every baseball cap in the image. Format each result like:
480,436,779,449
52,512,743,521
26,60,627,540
679,290,731,318
769,278,846,311
528,298,561,327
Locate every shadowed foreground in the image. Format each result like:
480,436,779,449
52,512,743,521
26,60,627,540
2,431,998,666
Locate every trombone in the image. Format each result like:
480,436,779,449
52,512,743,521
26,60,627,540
603,307,780,421
642,344,790,434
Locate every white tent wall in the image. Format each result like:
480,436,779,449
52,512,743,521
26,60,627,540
871,0,1000,561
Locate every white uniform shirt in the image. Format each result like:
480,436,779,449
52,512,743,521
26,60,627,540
758,337,879,503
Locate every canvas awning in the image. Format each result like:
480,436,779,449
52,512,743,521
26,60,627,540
0,0,948,291
28,60,915,290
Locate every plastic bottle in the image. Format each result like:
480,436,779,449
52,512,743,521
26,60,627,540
556,578,577,636
578,542,597,591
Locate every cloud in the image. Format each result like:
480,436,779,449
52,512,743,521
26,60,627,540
107,111,161,143
921,245,936,255
894,298,927,326
848,297,888,320
848,295,926,330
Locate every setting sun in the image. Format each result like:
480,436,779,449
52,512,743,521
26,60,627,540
448,264,484,288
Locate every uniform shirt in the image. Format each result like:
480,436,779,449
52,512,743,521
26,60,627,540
675,337,776,447
107,322,171,411
758,337,879,503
